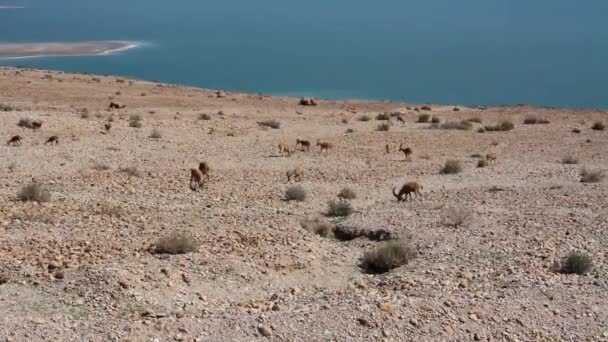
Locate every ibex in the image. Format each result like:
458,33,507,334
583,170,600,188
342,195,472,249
278,141,292,156
317,140,333,154
198,161,211,181
296,138,311,151
286,165,304,182
392,180,423,202
190,168,204,191
385,144,390,154
486,153,497,163
104,122,112,132
399,144,413,160
7,135,22,146
45,136,59,145
396,116,405,125
31,121,43,130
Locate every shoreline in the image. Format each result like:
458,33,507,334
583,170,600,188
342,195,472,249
0,41,141,60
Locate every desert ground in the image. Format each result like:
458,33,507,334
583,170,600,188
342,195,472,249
0,66,607,341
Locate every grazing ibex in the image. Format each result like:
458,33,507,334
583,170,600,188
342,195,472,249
396,116,405,125
317,140,333,154
45,136,59,145
7,135,22,146
108,102,126,109
399,144,413,160
198,161,211,181
31,121,43,130
385,144,390,154
486,153,497,163
278,141,292,157
104,122,112,132
286,165,304,182
190,168,204,191
392,180,423,202
296,138,311,151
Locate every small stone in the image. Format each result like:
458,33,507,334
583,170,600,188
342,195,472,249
118,280,130,289
181,273,191,285
474,332,482,341
378,302,394,313
271,303,280,311
409,318,419,327
459,279,470,289
258,325,272,337
54,271,64,280
357,318,371,327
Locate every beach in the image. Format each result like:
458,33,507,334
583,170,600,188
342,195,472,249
0,41,137,59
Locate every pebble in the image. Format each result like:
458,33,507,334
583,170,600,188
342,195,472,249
258,325,272,337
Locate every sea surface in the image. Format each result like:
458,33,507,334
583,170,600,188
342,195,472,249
1,0,608,108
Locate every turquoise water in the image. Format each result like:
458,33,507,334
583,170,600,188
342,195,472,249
1,0,608,108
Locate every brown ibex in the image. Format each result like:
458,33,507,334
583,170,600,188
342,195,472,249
7,135,22,146
190,169,204,191
45,136,59,145
198,161,211,181
278,141,292,156
104,122,112,132
486,153,497,163
392,180,423,202
296,138,311,151
286,165,304,182
317,140,333,154
399,144,413,160
396,116,405,125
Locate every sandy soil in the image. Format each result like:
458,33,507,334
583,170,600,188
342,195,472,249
0,66,607,341
0,42,135,59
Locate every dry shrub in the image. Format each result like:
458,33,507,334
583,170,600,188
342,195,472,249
301,217,334,237
417,114,431,123
199,113,212,120
439,120,472,130
560,252,592,275
0,103,15,112
119,166,142,177
258,119,281,129
442,206,473,227
470,153,483,158
441,159,462,174
591,121,605,131
345,128,355,134
285,185,306,201
580,168,605,183
477,158,488,168
477,127,486,133
357,114,371,122
523,115,538,124
485,121,514,132
149,128,162,139
420,105,432,111
467,117,482,123
80,110,90,119
129,114,143,128
571,128,581,134
337,187,357,200
360,240,417,274
18,182,51,203
431,116,441,124
152,233,199,255
17,118,34,128
92,161,111,171
375,113,390,121
561,155,578,165
326,200,353,217
376,123,390,131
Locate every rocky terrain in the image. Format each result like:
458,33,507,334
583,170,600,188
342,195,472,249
0,66,607,341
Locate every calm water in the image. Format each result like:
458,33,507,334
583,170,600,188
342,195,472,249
1,0,608,108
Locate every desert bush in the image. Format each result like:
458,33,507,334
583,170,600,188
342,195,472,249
152,233,199,255
341,118,349,124
326,200,353,217
442,206,473,227
357,114,371,122
420,105,432,111
18,182,51,203
439,120,472,130
523,115,538,124
417,114,431,123
485,121,514,132
477,158,488,168
561,252,592,275
345,128,355,134
561,155,578,165
591,121,605,131
375,113,390,121
129,114,143,128
92,161,111,171
376,123,390,131
431,116,441,124
149,128,162,139
441,159,463,174
580,168,605,183
470,153,482,158
17,118,34,128
477,127,486,133
285,185,307,201
199,113,212,120
301,217,333,237
337,187,357,200
80,110,90,119
119,166,142,177
360,240,417,274
571,128,581,134
467,117,482,123
258,119,281,129
538,118,550,124
0,103,15,112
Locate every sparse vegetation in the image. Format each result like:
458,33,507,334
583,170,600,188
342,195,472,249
571,128,581,134
470,153,483,158
80,110,90,119
431,116,441,124
149,128,162,139
376,123,390,131
417,114,431,123
477,127,486,133
477,158,488,167
258,119,281,129
285,185,307,201
301,217,333,237
0,103,15,112
438,120,473,130
441,159,463,174
337,187,357,200
129,114,143,128
442,206,473,227
375,113,390,121
580,168,605,183
199,113,212,120
591,121,605,131
92,161,111,171
17,118,34,128
357,114,371,122
561,252,593,275
467,117,482,123
326,200,353,217
561,155,578,165
18,182,51,203
345,128,355,134
152,233,199,255
119,166,142,177
485,121,514,132
360,240,417,274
